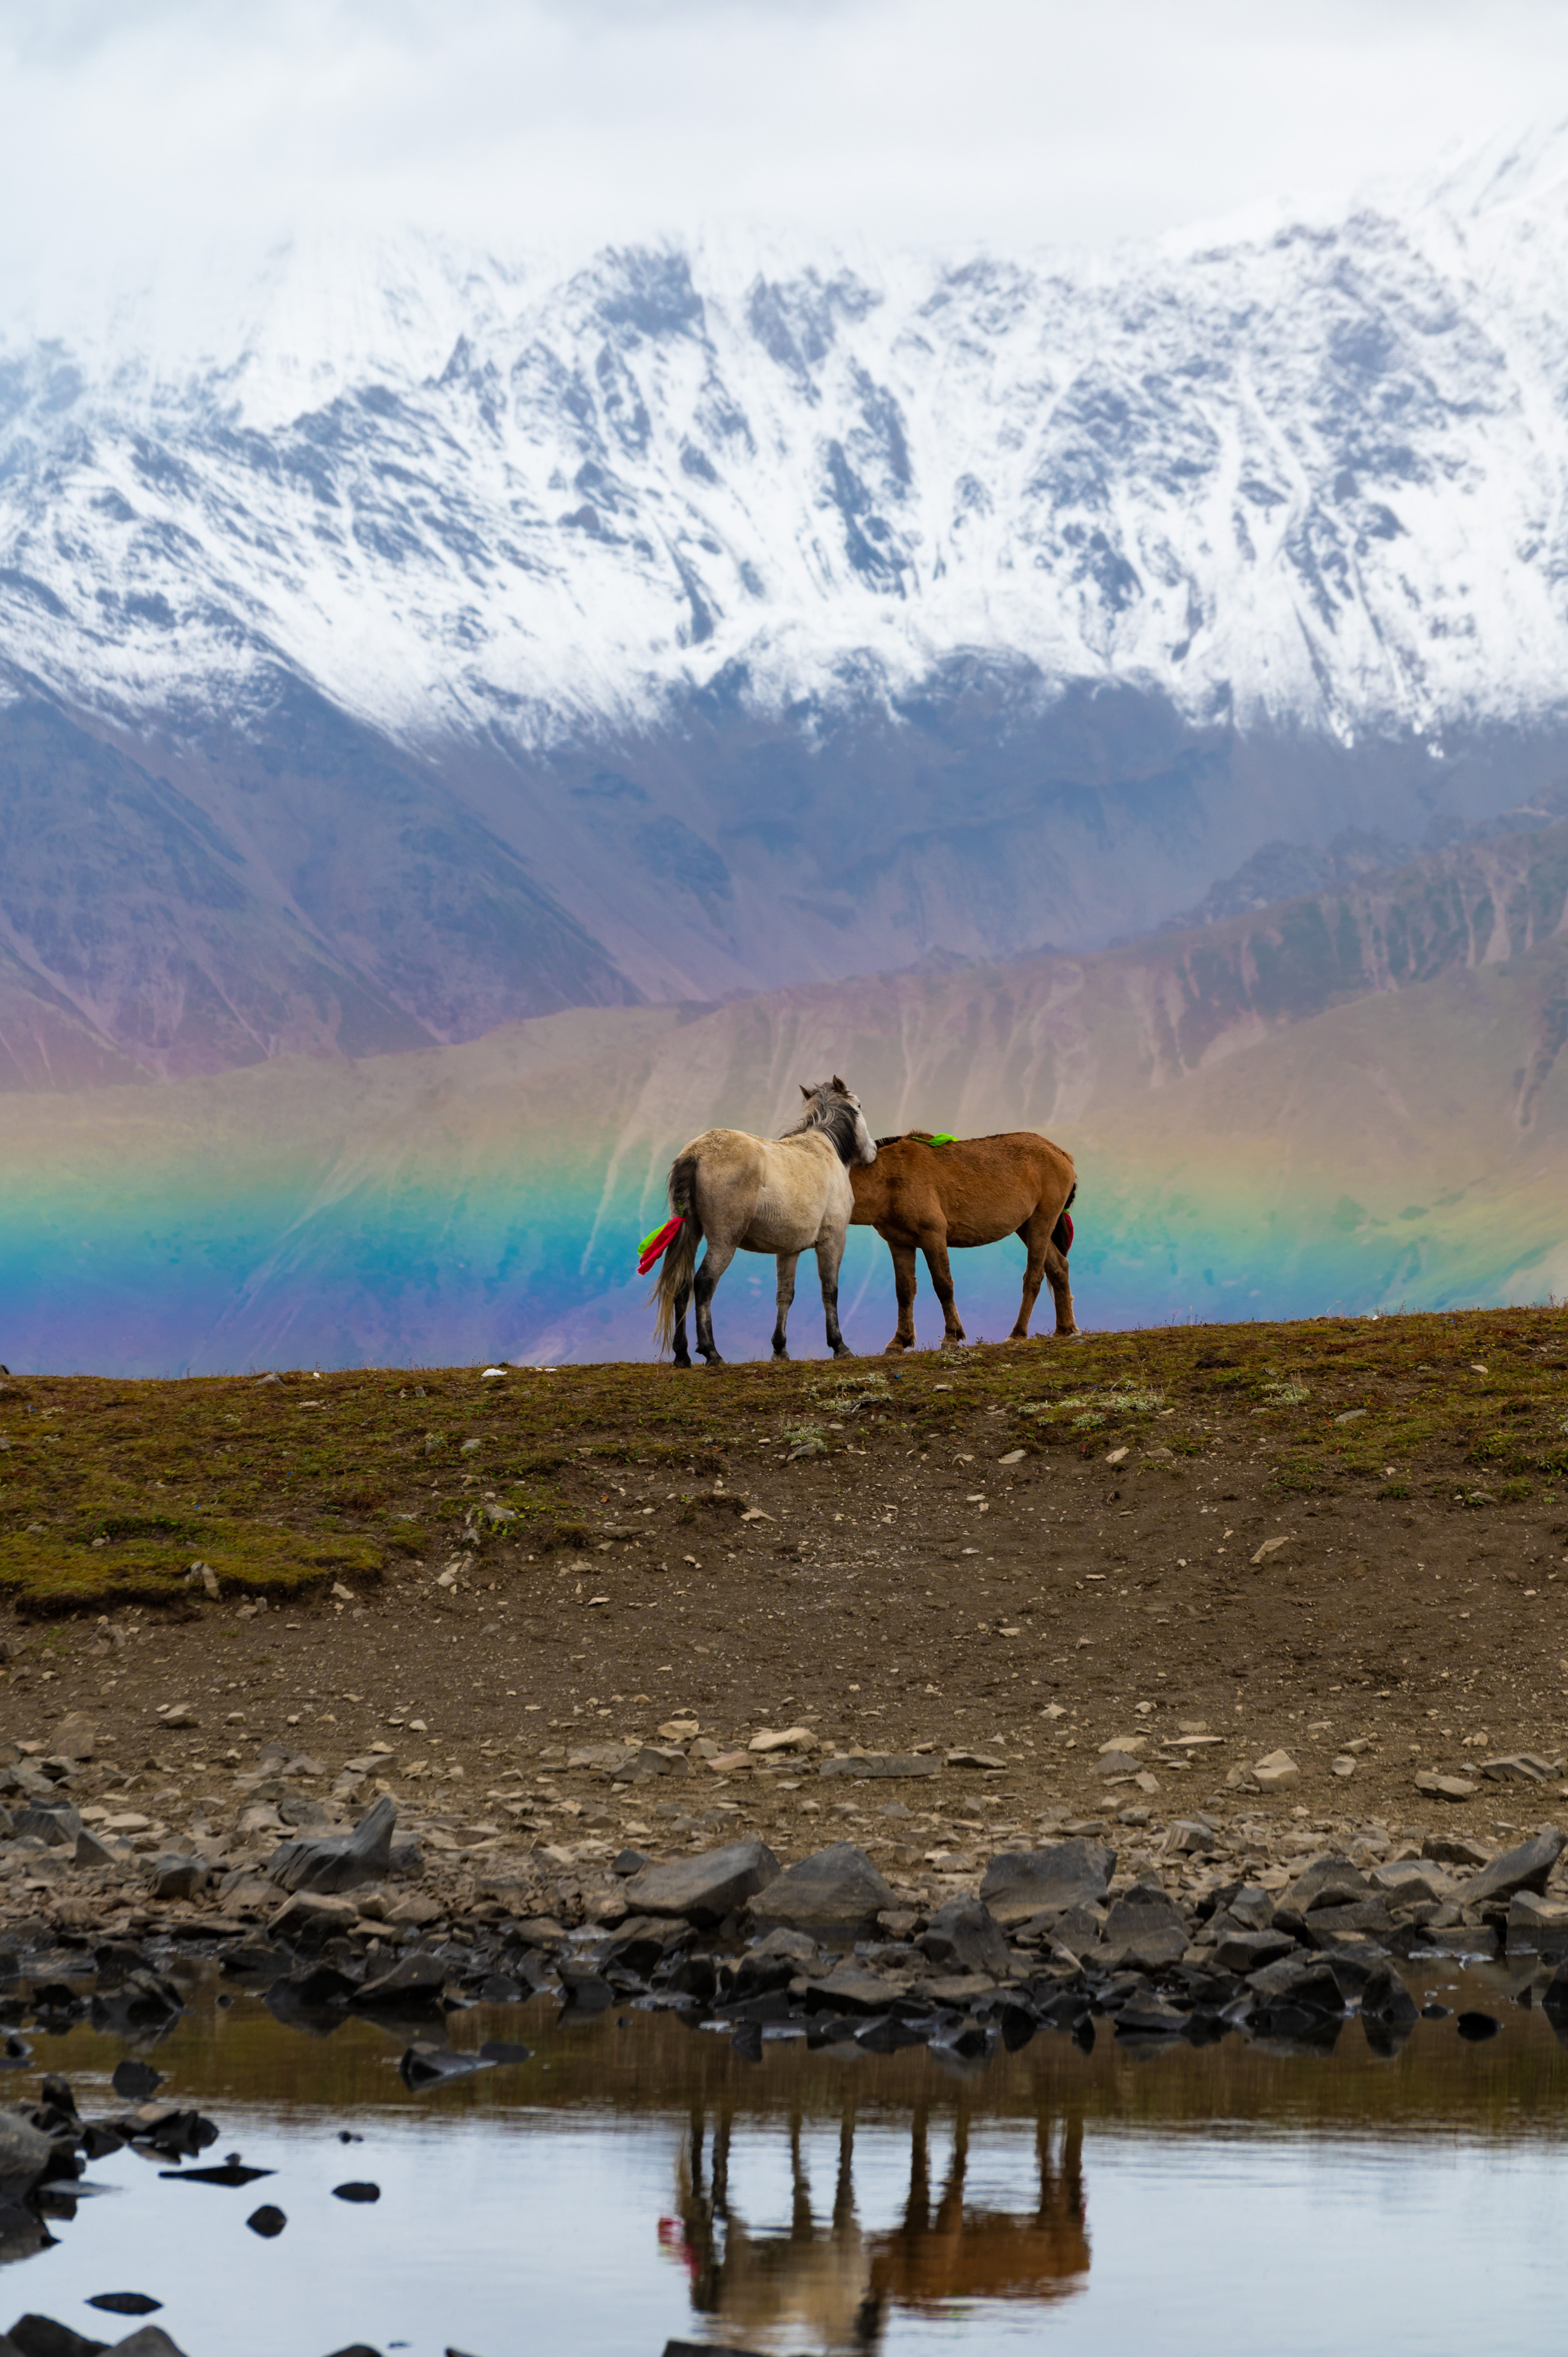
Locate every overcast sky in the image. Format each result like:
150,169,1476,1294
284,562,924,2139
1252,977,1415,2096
4,0,1568,309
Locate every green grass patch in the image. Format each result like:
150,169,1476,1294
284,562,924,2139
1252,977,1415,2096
0,1514,383,1617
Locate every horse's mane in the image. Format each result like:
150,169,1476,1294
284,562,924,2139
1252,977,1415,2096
784,1086,862,1165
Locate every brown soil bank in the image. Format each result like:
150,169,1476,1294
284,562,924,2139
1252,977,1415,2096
0,1306,1563,1929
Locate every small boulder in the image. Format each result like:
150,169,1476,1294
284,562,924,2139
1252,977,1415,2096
1280,1856,1368,1915
1103,1884,1189,1968
978,1839,1116,1930
148,1857,205,1905
1415,1771,1478,1803
0,2109,56,2195
919,1899,1011,1979
1253,1749,1300,1790
267,1795,397,1896
747,1843,897,1942
49,1717,94,1762
1463,1827,1566,1906
620,1836,779,1926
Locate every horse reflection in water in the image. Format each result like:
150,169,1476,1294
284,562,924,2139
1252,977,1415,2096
663,2096,1089,2352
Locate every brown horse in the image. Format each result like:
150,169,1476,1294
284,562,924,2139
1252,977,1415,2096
849,1129,1078,1352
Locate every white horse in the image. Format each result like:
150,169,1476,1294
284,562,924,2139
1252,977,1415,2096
648,1078,878,1366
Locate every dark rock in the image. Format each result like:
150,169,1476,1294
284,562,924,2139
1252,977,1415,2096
477,2041,532,2065
801,1963,900,2015
246,2205,286,2237
730,2019,763,2062
1103,1885,1189,1968
1462,1828,1567,1906
818,1753,939,1780
556,1965,613,2015
1300,1899,1395,1945
73,1830,116,1871
147,1857,205,1905
12,1809,80,1850
106,2333,188,2357
399,2045,491,2091
352,1951,445,2008
268,1796,398,1896
1246,1958,1345,2015
8,2323,108,2357
920,1899,1011,1979
1114,1994,1189,2037
0,2112,54,2195
1360,1963,1418,2027
1455,2010,1501,2041
1280,1856,1368,1913
747,1844,897,1942
927,2014,992,2062
1421,2002,1453,2018
854,2015,929,2054
159,2160,271,2185
1213,1929,1296,1974
610,1850,649,1877
84,2303,160,2321
1047,1902,1108,1955
979,1839,1116,1930
332,2181,381,2203
1422,1834,1491,1867
621,1837,779,1926
109,2063,162,2104
1224,1886,1276,1932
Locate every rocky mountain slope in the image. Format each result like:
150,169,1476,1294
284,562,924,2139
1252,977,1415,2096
12,141,1568,1067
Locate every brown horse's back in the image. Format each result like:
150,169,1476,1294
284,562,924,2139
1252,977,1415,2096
851,1131,1073,1249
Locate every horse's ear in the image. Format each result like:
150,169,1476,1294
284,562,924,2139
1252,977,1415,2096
832,1074,847,1094
800,1083,812,1101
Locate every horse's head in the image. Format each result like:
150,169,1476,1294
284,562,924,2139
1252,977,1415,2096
798,1076,878,1166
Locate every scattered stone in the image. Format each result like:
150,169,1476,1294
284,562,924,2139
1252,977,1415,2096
1455,2011,1501,2042
0,2112,55,2195
1422,1834,1491,1867
1281,1857,1368,1914
1359,1964,1418,2029
979,1839,1115,1929
747,1843,898,1941
1330,1756,1356,1778
818,1754,938,1781
85,2300,160,2320
148,1857,205,1905
1371,1861,1454,1909
246,2206,286,2238
1415,1771,1478,1802
1102,1885,1188,1968
1478,1753,1564,1785
1213,1928,1296,1973
1252,1750,1300,1790
49,1718,95,1762
74,1829,116,1871
920,1899,1011,1979
945,1749,1006,1771
110,2062,162,2103
332,2182,381,2203
1463,1827,1566,1906
8,2323,110,2357
748,1727,814,1754
1095,1751,1145,1780
621,1837,780,1926
268,1796,398,1896
270,1893,361,1949
1506,1892,1568,1948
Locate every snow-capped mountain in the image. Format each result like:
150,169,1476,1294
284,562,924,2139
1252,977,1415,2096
9,134,1568,1078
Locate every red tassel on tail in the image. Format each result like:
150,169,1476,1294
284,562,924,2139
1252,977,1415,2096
637,1216,685,1276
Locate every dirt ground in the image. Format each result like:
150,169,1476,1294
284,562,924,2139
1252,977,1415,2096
1,1307,1564,1874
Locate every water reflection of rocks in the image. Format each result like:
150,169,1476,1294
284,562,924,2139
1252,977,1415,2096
668,2098,1088,2354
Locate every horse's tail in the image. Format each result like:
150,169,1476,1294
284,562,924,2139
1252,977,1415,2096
650,1152,702,1352
1051,1178,1077,1256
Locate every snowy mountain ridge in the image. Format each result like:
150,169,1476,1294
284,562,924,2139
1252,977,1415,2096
10,140,1568,1078
9,136,1568,753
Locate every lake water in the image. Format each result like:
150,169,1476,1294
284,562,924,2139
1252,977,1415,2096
11,1962,1568,2357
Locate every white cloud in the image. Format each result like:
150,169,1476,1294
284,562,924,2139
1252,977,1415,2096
4,0,1568,328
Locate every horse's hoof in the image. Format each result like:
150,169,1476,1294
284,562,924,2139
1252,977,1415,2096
701,1352,726,1367
882,1339,911,1355
832,1344,855,1359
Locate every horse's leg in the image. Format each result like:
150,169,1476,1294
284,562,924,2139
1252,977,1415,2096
1042,1234,1079,1336
920,1233,966,1346
884,1237,918,1353
815,1228,853,1358
771,1251,800,1359
1012,1212,1050,1340
672,1272,693,1368
693,1238,737,1365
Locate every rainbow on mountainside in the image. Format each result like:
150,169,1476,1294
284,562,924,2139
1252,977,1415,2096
1,896,1565,1379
